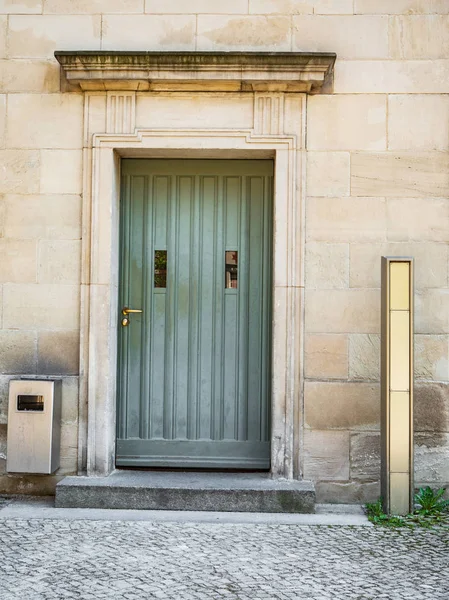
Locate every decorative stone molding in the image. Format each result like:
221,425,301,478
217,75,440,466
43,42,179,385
106,92,136,134
79,100,306,480
55,51,336,94
254,93,285,135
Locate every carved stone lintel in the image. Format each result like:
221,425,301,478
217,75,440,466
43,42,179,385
55,51,336,94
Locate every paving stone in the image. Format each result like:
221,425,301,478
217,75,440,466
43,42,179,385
0,514,447,599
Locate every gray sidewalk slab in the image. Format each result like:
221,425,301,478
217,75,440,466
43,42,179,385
0,496,370,525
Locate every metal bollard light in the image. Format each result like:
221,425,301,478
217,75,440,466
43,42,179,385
381,257,414,516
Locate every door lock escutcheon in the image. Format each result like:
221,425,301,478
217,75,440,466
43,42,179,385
121,307,143,327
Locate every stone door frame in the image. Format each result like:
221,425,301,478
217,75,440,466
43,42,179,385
60,52,337,480
79,92,307,480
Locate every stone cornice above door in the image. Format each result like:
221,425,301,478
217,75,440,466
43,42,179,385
54,51,336,94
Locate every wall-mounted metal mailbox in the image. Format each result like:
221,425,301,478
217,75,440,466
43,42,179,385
6,379,62,474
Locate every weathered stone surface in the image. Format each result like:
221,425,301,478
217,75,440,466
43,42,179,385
388,95,449,151
0,16,5,58
102,15,196,51
386,198,449,242
351,152,449,198
60,421,78,474
249,0,314,14
8,15,101,58
414,383,449,433
38,240,81,284
304,381,380,430
0,59,60,93
293,15,388,59
0,150,40,194
415,335,449,382
305,243,349,289
0,1,448,502
349,242,448,289
0,423,6,474
305,289,380,334
3,284,80,330
349,334,380,381
38,331,80,376
303,430,349,480
0,375,14,424
40,150,83,195
0,1,42,14
334,60,449,94
306,197,386,243
304,334,348,379
0,93,5,140
45,0,144,13
0,475,61,495
61,377,79,425
60,376,80,472
56,472,316,513
7,94,83,149
197,15,291,51
0,239,37,283
2,195,81,240
415,289,449,335
315,481,380,503
136,94,253,131
350,432,380,482
390,15,449,59
307,95,386,150
148,0,248,13
314,0,354,14
0,330,37,375
415,433,449,484
307,152,350,197
355,0,449,14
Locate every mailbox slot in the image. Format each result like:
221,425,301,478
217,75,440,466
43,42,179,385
17,395,45,412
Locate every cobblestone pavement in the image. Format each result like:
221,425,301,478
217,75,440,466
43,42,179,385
0,516,448,600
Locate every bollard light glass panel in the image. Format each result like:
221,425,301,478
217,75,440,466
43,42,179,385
381,257,414,516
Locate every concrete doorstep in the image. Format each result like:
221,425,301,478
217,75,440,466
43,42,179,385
55,471,316,513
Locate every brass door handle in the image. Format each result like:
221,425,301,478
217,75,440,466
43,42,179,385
121,307,143,327
122,307,143,315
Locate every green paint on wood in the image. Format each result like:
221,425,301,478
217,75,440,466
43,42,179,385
117,160,273,469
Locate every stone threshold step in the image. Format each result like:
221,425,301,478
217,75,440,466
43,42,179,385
55,471,315,513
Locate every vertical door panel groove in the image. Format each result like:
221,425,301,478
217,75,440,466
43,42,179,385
164,175,175,440
140,175,150,439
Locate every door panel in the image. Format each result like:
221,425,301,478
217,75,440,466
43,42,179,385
117,160,273,469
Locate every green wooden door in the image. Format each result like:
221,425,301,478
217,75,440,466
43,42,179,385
116,160,273,469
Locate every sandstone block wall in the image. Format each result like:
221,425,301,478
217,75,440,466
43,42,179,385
1,0,448,502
